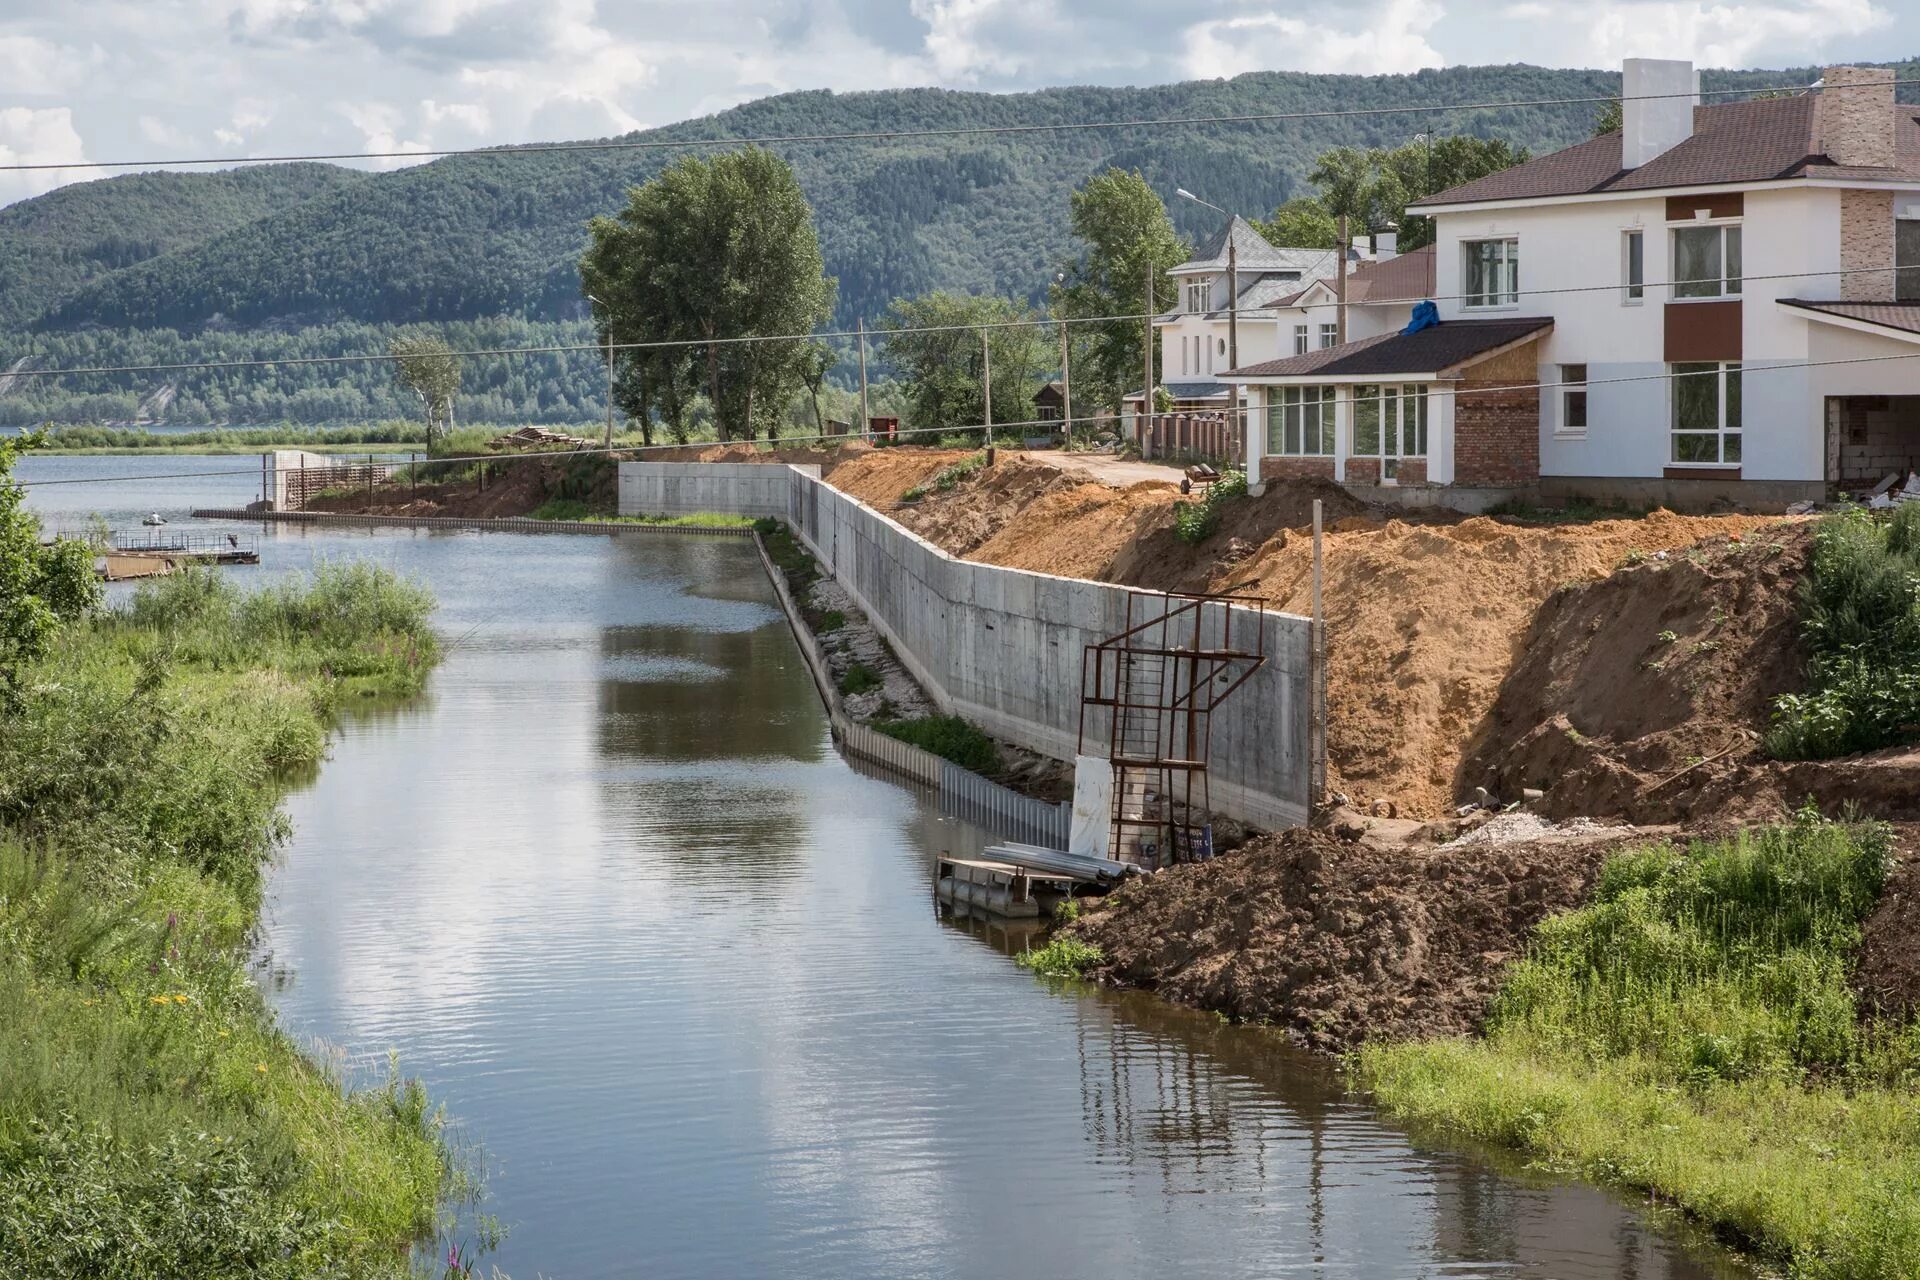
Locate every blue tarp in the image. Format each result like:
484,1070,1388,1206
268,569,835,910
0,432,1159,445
1402,300,1439,335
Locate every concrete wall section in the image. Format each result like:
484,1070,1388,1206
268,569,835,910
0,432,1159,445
620,461,1314,829
618,461,807,520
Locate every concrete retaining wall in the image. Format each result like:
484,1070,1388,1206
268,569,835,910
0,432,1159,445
621,460,1313,829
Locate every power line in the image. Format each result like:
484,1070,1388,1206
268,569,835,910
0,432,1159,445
4,262,1915,385
19,345,1920,491
4,76,1908,175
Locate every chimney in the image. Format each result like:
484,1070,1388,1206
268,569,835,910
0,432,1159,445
1375,231,1399,260
1621,57,1699,168
1816,66,1895,168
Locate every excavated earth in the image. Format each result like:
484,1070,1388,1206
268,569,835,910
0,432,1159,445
1066,826,1628,1051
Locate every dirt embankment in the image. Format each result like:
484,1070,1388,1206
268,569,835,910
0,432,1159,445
303,452,618,519
826,450,1790,819
1067,826,1622,1050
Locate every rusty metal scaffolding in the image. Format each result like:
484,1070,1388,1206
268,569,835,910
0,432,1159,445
1077,590,1266,869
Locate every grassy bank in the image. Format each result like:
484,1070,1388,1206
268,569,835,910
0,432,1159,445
1355,817,1920,1280
0,563,469,1279
525,498,751,527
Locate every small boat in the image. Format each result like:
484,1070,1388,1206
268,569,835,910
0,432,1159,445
142,512,168,526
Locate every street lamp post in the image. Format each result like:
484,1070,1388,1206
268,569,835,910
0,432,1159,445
586,293,615,450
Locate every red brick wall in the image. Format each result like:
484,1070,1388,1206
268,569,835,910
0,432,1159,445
1394,457,1428,486
1454,382,1540,485
1344,456,1382,485
1261,456,1336,482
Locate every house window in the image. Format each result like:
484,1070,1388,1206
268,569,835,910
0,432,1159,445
1560,364,1588,434
1318,323,1338,349
1463,238,1520,307
1265,386,1336,456
1673,224,1741,299
1185,279,1209,312
1293,324,1310,356
1898,218,1920,303
1671,362,1741,464
1623,231,1644,303
1352,384,1430,480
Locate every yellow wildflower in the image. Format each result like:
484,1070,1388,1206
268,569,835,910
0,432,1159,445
256,1063,268,1073
173,994,190,1004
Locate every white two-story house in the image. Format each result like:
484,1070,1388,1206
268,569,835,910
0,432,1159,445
1230,58,1920,509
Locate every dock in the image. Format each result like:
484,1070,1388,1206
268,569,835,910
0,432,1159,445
75,531,262,581
935,842,1137,919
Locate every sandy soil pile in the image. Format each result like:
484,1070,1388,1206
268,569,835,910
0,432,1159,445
1068,826,1624,1050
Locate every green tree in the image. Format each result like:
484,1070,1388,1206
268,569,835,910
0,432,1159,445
1050,168,1186,414
882,292,1051,439
0,431,99,693
1375,136,1530,249
388,336,459,449
1253,196,1339,249
1593,97,1623,137
580,148,835,441
795,340,836,439
1309,146,1397,242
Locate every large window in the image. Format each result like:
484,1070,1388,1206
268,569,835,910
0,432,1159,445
1463,238,1519,308
1671,362,1741,464
1266,386,1336,456
1352,384,1430,480
1672,224,1741,299
1899,218,1920,303
1292,324,1310,355
1560,364,1588,434
1185,279,1210,312
1623,230,1644,303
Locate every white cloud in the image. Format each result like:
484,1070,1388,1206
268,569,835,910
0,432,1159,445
422,99,491,133
1182,0,1447,78
1578,0,1891,68
0,106,90,202
0,35,103,95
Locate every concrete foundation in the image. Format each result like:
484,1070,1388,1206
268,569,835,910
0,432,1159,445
620,461,1314,830
1536,475,1825,512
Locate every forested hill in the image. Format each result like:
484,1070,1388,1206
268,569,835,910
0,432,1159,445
23,60,1913,340
0,164,367,330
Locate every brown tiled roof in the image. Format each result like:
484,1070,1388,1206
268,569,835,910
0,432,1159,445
1780,298,1920,335
1414,97,1920,208
1347,246,1436,304
1226,318,1552,380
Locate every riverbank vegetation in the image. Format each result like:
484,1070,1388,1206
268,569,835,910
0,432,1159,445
3,436,463,1276
1355,816,1919,1280
1767,506,1920,760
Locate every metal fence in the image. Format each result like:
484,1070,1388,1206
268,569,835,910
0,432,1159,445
752,530,1070,849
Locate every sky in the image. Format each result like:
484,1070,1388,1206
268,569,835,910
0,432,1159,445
0,0,1911,205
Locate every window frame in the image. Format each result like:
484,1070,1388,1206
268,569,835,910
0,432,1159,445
1622,230,1645,305
1897,216,1920,304
1461,237,1520,309
1669,361,1742,466
1558,363,1588,437
1350,383,1431,481
1317,322,1338,349
1184,278,1210,313
1670,221,1742,301
1264,385,1337,457
1293,324,1310,356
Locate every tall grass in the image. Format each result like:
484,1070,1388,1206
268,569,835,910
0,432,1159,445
1768,505,1920,759
1357,816,1920,1280
0,562,462,1279
1172,468,1248,545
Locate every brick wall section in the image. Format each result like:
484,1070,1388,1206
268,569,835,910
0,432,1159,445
1453,382,1541,485
1344,457,1382,485
1816,67,1896,169
1394,457,1428,486
1261,456,1336,482
1840,189,1896,301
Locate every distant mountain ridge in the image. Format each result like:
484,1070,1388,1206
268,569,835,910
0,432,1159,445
2,59,1914,425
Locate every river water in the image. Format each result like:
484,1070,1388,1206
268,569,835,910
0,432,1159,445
22,454,1752,1280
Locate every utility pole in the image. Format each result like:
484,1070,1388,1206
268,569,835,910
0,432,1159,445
1143,258,1155,454
1059,317,1072,446
857,319,870,439
1226,233,1240,451
981,328,994,463
1336,213,1350,346
603,326,615,450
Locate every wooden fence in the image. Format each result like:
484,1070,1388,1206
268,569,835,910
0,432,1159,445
1136,413,1243,466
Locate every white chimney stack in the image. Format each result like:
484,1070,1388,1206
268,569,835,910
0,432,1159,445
1621,57,1700,169
1375,231,1399,260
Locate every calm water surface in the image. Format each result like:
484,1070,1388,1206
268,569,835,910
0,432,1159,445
25,456,1753,1280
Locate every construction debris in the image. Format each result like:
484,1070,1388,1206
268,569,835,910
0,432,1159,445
486,426,596,451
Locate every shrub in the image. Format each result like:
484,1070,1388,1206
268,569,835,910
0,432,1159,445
838,662,882,696
873,714,1001,775
1171,468,1248,545
1016,936,1103,978
1767,508,1920,759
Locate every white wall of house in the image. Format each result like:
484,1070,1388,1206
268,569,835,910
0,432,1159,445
1429,184,1875,485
